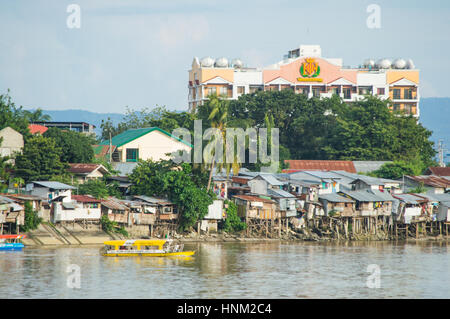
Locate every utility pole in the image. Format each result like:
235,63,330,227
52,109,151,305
109,130,112,164
438,139,445,167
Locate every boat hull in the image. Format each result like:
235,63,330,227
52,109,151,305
103,251,195,257
0,243,25,251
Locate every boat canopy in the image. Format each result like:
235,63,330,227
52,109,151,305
0,235,26,239
103,239,168,249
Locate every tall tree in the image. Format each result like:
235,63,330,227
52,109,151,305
0,90,31,136
129,160,214,231
23,108,51,123
14,135,69,182
43,127,95,163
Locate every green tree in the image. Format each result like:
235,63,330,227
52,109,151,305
77,179,122,199
222,200,246,233
370,158,426,180
22,201,42,232
0,90,31,136
43,127,95,163
14,135,69,182
23,108,51,122
129,160,214,231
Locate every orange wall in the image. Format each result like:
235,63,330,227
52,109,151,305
263,57,358,85
386,70,419,84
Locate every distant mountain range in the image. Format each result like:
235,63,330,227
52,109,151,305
39,97,450,157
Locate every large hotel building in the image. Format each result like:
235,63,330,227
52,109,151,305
188,45,420,117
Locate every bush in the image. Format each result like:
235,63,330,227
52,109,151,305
222,201,246,233
22,201,42,232
100,215,128,237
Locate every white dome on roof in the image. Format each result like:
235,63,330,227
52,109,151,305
406,59,415,69
377,59,391,69
232,58,243,68
200,56,214,67
215,57,229,67
363,59,375,68
393,58,407,69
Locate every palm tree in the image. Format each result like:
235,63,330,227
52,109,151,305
200,94,229,191
24,108,51,123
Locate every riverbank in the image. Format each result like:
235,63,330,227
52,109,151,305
19,222,450,247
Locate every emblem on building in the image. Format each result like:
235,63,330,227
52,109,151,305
300,58,321,78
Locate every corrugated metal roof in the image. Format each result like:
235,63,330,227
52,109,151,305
392,193,427,204
99,127,192,148
284,160,357,173
132,195,173,205
406,175,450,188
368,189,395,201
319,193,354,203
31,181,76,190
425,167,450,177
253,174,284,186
340,190,386,202
72,195,101,203
68,163,108,175
101,197,128,210
414,193,450,203
353,161,392,173
112,162,138,176
232,195,275,203
267,188,295,198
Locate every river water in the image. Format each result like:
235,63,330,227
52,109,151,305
0,241,448,299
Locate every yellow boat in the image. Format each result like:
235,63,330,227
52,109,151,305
101,239,195,257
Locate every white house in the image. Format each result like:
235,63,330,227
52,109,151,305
99,127,192,163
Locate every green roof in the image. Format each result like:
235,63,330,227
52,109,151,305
100,127,193,148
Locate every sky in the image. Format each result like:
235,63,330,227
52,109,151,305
0,0,449,113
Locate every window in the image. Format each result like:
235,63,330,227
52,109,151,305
393,89,401,99
126,148,139,162
377,88,385,95
358,87,372,95
331,87,340,95
343,88,351,99
404,104,412,114
237,86,245,95
249,85,263,93
404,88,413,99
205,86,216,96
219,86,228,96
393,104,401,111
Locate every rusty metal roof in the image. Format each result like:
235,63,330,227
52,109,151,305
406,175,450,188
425,167,450,177
72,195,101,203
68,163,109,175
284,160,357,173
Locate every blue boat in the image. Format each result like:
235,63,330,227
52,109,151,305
0,235,26,251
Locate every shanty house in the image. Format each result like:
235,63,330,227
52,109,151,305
0,195,24,233
404,175,450,194
248,174,284,195
68,163,109,184
26,181,75,203
101,197,131,226
52,194,102,223
233,195,277,220
318,193,355,217
392,193,428,223
340,190,390,217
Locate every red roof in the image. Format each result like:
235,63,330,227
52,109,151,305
68,163,108,175
425,167,450,177
232,176,250,185
72,195,101,203
284,160,357,173
406,175,450,188
233,195,275,203
29,124,48,135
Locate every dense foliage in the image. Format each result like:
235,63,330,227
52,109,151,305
22,201,42,232
369,159,425,180
43,127,95,163
14,135,69,182
129,160,214,231
222,200,246,233
77,179,122,199
0,91,31,137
